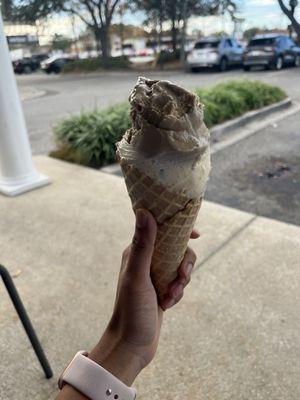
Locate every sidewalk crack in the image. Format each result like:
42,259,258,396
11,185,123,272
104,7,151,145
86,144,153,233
194,215,257,272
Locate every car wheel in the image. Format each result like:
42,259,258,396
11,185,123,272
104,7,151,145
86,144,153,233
53,67,60,74
273,56,283,70
219,57,228,72
243,65,250,71
23,65,32,74
294,55,300,67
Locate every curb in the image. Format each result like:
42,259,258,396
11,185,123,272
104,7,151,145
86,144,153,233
211,98,292,141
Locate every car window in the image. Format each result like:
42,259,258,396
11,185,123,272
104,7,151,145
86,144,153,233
249,38,277,47
286,37,295,47
194,41,220,49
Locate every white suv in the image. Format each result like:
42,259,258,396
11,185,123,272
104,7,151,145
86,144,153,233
187,37,244,72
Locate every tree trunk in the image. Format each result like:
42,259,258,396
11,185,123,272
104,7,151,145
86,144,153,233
278,0,300,42
180,0,187,65
158,18,162,51
171,17,177,52
158,0,164,51
94,27,111,68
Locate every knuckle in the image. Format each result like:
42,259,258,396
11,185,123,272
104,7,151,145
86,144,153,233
185,276,191,286
131,234,147,254
187,247,197,263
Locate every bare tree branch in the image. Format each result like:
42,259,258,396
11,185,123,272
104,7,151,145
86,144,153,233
82,0,99,26
109,0,122,19
96,0,104,26
278,0,300,31
62,5,93,27
278,0,291,15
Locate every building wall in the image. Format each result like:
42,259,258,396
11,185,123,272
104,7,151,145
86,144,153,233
3,16,82,46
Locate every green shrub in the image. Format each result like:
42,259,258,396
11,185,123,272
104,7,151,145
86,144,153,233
52,102,130,168
195,80,287,127
62,56,130,73
51,80,287,167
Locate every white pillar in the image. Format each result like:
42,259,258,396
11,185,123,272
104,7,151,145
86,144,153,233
0,11,50,196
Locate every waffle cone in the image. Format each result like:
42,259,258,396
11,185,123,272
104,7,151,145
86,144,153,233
120,161,202,302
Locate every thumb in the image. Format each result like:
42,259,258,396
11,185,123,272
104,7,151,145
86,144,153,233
127,209,157,280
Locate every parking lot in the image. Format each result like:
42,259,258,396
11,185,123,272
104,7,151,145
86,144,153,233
16,67,299,154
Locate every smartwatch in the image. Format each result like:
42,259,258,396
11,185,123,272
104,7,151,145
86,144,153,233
58,351,136,400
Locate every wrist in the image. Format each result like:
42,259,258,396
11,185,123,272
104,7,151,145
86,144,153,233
88,334,143,386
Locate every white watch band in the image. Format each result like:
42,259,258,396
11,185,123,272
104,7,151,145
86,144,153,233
58,351,136,400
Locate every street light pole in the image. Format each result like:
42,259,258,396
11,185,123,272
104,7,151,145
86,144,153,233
0,11,50,196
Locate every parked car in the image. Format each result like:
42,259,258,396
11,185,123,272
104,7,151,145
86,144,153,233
41,56,75,74
13,57,40,74
32,53,50,66
186,37,244,72
243,35,300,71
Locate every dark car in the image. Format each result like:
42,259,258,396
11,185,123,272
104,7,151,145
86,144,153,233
41,56,75,74
13,57,40,74
32,53,50,66
243,35,300,71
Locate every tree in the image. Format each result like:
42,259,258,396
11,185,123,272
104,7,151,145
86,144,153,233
1,0,13,20
51,34,73,52
278,0,300,41
134,0,238,53
244,27,259,42
132,0,166,50
9,0,124,66
60,0,123,64
212,0,237,19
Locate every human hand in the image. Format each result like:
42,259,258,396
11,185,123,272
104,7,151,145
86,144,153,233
88,209,198,386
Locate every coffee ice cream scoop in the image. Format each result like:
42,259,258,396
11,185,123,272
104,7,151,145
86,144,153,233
117,77,210,198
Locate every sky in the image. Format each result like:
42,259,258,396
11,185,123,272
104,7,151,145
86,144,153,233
242,0,299,30
122,0,300,35
5,1,300,40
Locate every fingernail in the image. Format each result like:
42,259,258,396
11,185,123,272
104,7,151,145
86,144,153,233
184,262,194,277
136,209,147,229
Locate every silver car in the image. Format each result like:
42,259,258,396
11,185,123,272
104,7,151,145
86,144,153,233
187,37,244,72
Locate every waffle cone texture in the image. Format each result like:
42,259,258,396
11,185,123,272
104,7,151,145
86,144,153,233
120,161,202,303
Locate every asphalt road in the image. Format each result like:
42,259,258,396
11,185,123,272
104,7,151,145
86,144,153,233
206,112,300,226
17,67,300,154
17,67,300,225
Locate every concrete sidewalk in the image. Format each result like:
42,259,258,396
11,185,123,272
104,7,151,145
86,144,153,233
1,156,300,400
19,85,46,101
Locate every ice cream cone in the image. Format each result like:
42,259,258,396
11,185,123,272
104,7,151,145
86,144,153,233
116,77,210,303
119,161,202,302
